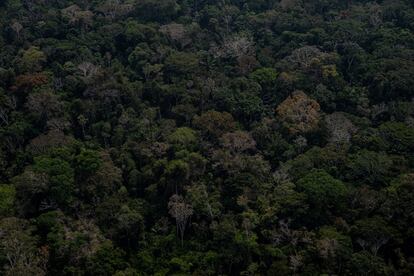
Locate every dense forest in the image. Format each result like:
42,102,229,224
0,0,414,275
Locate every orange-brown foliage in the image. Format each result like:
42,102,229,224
12,73,48,92
276,91,320,134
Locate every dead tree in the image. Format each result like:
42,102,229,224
168,194,193,246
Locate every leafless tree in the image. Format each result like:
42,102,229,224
97,0,133,20
371,103,388,120
220,131,256,154
0,107,9,126
337,42,364,73
317,237,338,260
293,135,307,151
218,33,255,59
368,3,383,28
160,23,191,48
219,2,239,34
53,77,63,91
77,62,99,78
142,63,163,81
356,238,368,251
325,112,358,144
77,115,88,137
0,218,46,276
62,5,82,23
370,236,390,256
356,221,391,256
406,116,414,128
39,199,58,212
11,22,23,39
289,254,303,274
26,91,62,121
62,5,94,31
46,117,70,131
28,129,72,155
168,194,193,246
285,46,326,69
357,232,390,256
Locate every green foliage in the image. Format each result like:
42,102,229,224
347,150,393,187
249,67,278,88
296,170,348,224
32,156,75,206
167,127,197,151
379,122,414,154
86,242,128,276
347,251,390,276
0,184,15,216
134,0,180,22
16,46,46,73
75,149,102,175
0,0,413,275
165,51,199,75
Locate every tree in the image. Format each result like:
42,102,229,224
220,131,256,154
16,46,46,73
75,149,102,176
97,0,134,20
317,226,353,274
215,33,255,59
36,211,106,272
352,217,395,256
276,91,321,134
77,62,99,79
167,127,198,151
165,51,199,76
80,151,122,203
385,173,414,233
77,115,88,137
96,196,144,248
160,23,191,48
347,150,393,187
0,91,13,127
296,170,348,224
0,218,46,276
379,122,414,154
27,130,72,156
10,21,23,40
0,184,15,217
285,46,325,69
32,156,75,208
324,112,357,144
249,68,278,86
61,5,94,31
279,0,300,10
185,182,221,219
192,110,237,140
13,170,49,216
86,242,128,275
134,0,180,22
347,251,390,276
168,194,193,246
12,73,49,93
25,90,62,122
